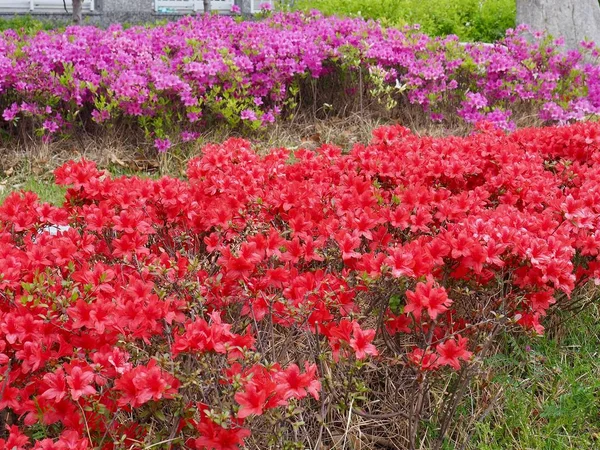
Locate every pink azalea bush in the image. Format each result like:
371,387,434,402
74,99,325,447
1,122,600,447
0,12,599,147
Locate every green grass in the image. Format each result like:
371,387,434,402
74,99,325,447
0,175,66,205
0,162,160,207
0,15,58,34
468,305,600,449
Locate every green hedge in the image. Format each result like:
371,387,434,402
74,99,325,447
293,0,516,42
0,15,56,34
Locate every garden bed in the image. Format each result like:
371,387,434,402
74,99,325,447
1,12,599,151
1,122,600,448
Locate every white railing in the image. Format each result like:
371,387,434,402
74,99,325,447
155,0,234,13
154,0,274,13
0,0,272,15
0,0,94,13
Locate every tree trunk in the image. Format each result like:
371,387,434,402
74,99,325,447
234,0,247,14
72,0,83,24
235,0,252,15
203,0,211,13
516,0,600,49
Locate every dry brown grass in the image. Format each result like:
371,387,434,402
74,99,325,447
0,104,548,211
0,91,548,184
0,113,384,181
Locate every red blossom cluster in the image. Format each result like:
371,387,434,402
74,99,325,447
1,122,600,448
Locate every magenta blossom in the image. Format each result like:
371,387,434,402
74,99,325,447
154,138,172,153
240,109,258,121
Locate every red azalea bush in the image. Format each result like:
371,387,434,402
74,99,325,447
1,122,600,448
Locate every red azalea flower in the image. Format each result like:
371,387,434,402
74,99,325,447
436,336,473,370
67,366,96,401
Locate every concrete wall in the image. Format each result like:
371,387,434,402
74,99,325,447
0,0,249,27
101,0,153,13
94,0,161,27
0,11,190,27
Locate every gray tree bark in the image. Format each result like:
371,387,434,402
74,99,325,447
516,0,600,49
203,0,211,13
72,0,83,24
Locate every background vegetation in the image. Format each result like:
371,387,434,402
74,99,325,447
294,0,516,42
0,14,56,33
3,0,517,42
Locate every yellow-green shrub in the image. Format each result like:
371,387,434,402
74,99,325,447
293,0,516,42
